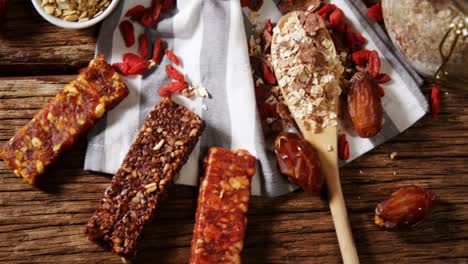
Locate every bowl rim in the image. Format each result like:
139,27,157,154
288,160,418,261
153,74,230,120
31,0,121,29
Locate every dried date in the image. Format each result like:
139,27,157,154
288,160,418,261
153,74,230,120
375,186,436,230
274,132,323,194
348,71,383,138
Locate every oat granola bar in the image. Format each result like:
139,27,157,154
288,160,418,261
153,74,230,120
86,98,205,258
189,147,256,264
0,55,129,184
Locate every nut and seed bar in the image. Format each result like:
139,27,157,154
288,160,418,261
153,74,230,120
86,98,205,258
0,55,129,184
190,147,257,264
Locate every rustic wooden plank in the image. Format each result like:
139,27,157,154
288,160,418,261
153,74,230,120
0,75,467,263
0,1,97,77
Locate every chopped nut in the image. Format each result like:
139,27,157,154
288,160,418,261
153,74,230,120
153,139,165,151
144,183,157,193
95,103,106,118
31,137,42,148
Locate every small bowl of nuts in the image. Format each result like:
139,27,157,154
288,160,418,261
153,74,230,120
32,0,120,29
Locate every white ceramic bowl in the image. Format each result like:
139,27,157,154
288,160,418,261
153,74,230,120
31,0,120,29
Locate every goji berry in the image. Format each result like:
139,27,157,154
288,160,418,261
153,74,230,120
165,49,181,65
141,4,161,28
431,87,441,118
352,50,371,66
158,81,189,97
265,19,273,34
130,8,146,22
152,37,163,63
112,62,130,76
240,0,249,7
128,60,151,75
368,2,384,22
346,30,355,49
377,84,385,97
119,20,135,47
375,73,391,84
259,103,279,119
166,65,185,82
317,3,336,20
123,53,144,68
353,32,367,45
151,0,160,7
138,33,149,59
161,0,175,12
125,5,145,17
338,134,349,160
329,8,343,28
262,63,276,85
334,21,347,33
368,50,381,78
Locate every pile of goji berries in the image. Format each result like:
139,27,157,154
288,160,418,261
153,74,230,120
113,0,190,97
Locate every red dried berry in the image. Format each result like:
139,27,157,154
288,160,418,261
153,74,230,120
375,73,391,84
338,134,349,160
375,186,436,230
265,19,273,34
329,8,343,28
138,33,149,59
353,32,367,45
165,49,181,65
119,20,135,47
248,0,263,11
262,63,276,85
352,50,371,66
334,21,347,33
125,5,145,17
368,2,384,23
112,62,130,76
161,0,175,12
377,84,385,97
240,0,249,7
259,103,279,119
123,53,144,68
165,65,185,82
152,37,163,63
317,3,336,20
151,0,160,7
128,60,150,75
346,30,356,49
431,87,441,119
158,81,189,97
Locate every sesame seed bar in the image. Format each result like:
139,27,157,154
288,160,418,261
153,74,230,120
0,55,129,184
190,147,256,264
86,98,205,258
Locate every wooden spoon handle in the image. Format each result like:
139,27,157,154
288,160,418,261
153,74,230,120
328,166,360,264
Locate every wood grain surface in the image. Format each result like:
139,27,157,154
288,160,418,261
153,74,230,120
0,1,467,264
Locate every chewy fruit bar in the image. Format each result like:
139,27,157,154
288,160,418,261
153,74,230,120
0,55,128,184
190,147,257,264
86,98,205,258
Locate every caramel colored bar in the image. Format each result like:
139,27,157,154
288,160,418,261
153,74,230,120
0,55,128,184
190,147,256,264
86,98,205,258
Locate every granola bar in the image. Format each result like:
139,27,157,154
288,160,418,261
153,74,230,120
189,147,256,264
86,98,205,258
0,55,129,184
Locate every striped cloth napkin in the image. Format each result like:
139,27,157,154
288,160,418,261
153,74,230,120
85,0,428,197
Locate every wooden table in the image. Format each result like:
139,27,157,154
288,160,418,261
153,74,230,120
0,2,467,263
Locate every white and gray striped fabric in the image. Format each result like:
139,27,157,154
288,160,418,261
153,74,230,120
85,0,428,197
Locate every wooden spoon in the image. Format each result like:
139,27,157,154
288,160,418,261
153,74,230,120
271,11,359,264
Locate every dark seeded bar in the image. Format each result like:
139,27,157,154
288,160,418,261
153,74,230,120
86,98,205,258
0,55,129,184
190,147,256,264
